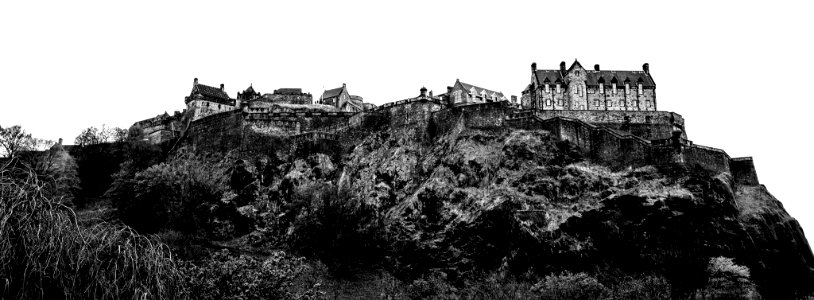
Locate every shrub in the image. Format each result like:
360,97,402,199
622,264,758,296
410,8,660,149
111,151,230,234
0,164,183,299
180,249,323,300
532,272,608,300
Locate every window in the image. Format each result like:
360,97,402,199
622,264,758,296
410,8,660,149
612,83,617,95
625,83,630,95
557,98,562,106
546,99,551,106
594,99,599,106
638,83,643,95
556,84,561,94
633,100,639,108
579,86,584,97
545,84,550,93
573,86,578,94
606,100,613,107
599,83,604,94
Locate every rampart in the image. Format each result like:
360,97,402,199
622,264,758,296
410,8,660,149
510,109,686,140
184,97,759,186
431,101,509,134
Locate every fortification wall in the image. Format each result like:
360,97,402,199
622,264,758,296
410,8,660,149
432,101,509,134
681,145,730,174
188,110,244,153
517,110,686,140
731,157,759,186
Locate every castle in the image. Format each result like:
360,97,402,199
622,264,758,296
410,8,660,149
130,60,759,186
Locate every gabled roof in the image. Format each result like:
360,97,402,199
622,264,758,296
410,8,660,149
458,81,505,99
586,70,655,87
320,86,344,99
534,70,564,84
243,85,256,94
567,59,585,72
192,83,229,100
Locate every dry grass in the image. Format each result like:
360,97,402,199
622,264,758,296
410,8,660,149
0,163,184,299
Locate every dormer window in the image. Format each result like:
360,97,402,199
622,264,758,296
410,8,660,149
545,84,550,93
625,83,630,95
599,82,604,94
556,83,561,94
611,78,618,95
638,84,643,95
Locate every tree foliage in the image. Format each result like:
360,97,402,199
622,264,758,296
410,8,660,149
0,124,52,158
74,124,127,147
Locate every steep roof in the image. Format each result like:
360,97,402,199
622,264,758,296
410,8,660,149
192,83,229,100
458,81,505,99
586,70,655,87
320,86,344,99
534,70,564,84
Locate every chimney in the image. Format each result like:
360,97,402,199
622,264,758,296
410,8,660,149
220,83,224,90
342,83,346,88
58,138,63,145
420,86,427,97
560,61,566,73
594,64,600,71
642,63,650,74
447,86,453,94
193,78,198,85
531,62,537,72
429,90,434,97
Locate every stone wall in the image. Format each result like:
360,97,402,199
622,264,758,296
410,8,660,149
187,110,244,153
513,109,686,140
731,157,760,186
431,101,509,134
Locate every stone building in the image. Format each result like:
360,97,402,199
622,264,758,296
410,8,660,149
318,83,367,112
261,88,313,105
521,60,656,111
131,111,184,144
237,85,261,103
185,78,237,120
446,79,508,105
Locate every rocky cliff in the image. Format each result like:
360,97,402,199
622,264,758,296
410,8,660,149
258,120,814,298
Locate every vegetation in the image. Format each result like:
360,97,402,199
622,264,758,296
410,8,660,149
1,122,811,299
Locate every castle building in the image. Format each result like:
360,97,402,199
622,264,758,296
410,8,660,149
319,83,367,112
261,88,313,105
447,79,508,105
131,111,184,144
237,85,261,102
521,60,656,111
185,78,237,120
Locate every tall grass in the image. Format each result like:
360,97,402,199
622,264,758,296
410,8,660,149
0,162,184,299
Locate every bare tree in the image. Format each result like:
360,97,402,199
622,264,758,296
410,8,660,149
0,125,34,158
74,124,126,146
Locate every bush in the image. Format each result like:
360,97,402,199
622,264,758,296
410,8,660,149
532,272,608,300
180,249,323,300
110,151,230,234
0,164,183,299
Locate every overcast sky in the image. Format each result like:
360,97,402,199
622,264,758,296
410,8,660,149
2,1,813,239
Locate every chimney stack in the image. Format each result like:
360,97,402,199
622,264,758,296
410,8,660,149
420,86,427,97
643,63,650,74
531,62,537,72
594,64,600,71
429,90,434,97
560,61,566,73
193,78,198,85
220,83,224,90
342,83,346,88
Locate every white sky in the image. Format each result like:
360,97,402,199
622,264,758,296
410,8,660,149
2,1,813,238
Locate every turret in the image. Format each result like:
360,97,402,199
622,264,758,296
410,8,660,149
420,86,427,97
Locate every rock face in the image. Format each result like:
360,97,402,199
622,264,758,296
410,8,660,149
270,123,814,297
